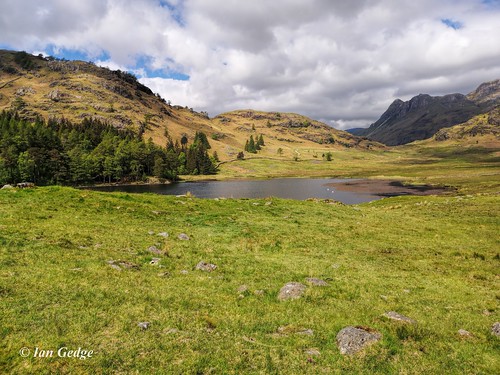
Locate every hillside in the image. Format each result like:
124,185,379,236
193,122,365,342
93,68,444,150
355,80,499,146
0,50,377,163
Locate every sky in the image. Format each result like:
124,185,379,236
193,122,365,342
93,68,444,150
1,0,499,130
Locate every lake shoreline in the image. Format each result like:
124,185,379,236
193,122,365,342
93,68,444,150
326,179,451,196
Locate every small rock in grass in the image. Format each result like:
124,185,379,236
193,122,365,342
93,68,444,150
107,260,140,270
237,285,248,293
296,328,314,336
305,277,328,286
458,329,473,338
148,246,162,255
383,311,416,324
336,326,382,355
178,233,190,240
138,322,150,330
150,258,160,265
158,271,171,277
180,270,189,274
148,230,154,235
380,295,388,301
195,261,217,272
278,282,306,301
264,201,272,206
254,290,264,296
492,322,500,337
1,184,14,189
483,309,492,316
157,232,169,238
305,348,320,356
109,264,122,271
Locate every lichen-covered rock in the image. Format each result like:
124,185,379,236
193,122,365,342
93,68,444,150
336,326,382,355
277,282,306,301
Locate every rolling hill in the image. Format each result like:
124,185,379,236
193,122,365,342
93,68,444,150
0,50,379,162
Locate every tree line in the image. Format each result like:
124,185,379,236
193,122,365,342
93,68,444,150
0,111,217,185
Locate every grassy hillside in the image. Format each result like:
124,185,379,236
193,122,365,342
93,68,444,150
1,146,499,374
0,50,375,162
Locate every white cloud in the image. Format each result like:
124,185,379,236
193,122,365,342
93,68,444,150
1,0,499,129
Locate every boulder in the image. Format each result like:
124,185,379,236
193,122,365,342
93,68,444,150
336,326,382,355
138,322,150,330
148,246,162,255
277,282,306,301
1,184,14,189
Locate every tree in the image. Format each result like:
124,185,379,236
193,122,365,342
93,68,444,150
277,148,283,156
257,134,265,147
248,135,256,153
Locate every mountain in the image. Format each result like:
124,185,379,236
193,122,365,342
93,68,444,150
358,80,499,146
0,50,378,162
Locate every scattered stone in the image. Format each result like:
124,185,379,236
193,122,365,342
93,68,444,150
296,328,314,336
458,329,473,338
380,295,388,301
254,290,264,296
158,271,171,277
148,230,154,235
150,258,160,265
164,328,179,334
16,182,35,189
305,349,320,356
178,233,190,240
107,260,140,270
1,184,14,189
403,289,411,293
331,263,340,269
305,277,328,286
252,202,260,206
492,322,500,337
483,309,492,316
195,261,217,272
277,282,306,301
180,270,189,274
264,201,272,206
158,232,169,238
237,285,249,293
151,210,161,215
148,246,162,255
138,322,150,330
383,311,416,324
336,326,382,355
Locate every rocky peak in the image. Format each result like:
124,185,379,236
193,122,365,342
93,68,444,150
467,79,500,106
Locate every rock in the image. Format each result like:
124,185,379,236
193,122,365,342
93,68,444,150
138,322,150,330
1,184,14,189
178,233,190,240
383,311,416,324
158,271,171,277
47,89,62,102
237,285,248,293
458,329,473,337
16,182,35,189
336,326,382,355
157,232,169,238
148,246,162,255
148,230,154,235
380,295,388,301
483,309,492,316
180,270,189,274
492,322,500,337
305,277,328,286
296,328,314,336
150,258,160,265
195,261,217,272
277,282,306,301
305,349,320,356
254,290,264,296
107,260,140,270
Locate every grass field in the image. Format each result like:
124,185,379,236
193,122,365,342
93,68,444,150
0,144,499,374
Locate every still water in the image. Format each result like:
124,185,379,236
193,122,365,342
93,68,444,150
86,178,384,204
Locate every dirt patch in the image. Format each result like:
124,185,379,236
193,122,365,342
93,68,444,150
326,179,450,197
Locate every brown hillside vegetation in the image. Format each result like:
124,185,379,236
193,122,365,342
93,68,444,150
0,50,380,161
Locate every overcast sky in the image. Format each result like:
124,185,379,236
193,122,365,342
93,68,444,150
1,0,499,129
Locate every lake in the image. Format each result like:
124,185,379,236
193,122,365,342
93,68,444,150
86,178,405,204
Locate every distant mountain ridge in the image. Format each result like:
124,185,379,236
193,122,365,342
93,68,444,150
351,80,499,145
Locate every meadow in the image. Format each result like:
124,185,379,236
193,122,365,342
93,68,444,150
0,143,499,374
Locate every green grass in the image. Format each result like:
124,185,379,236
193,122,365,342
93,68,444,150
0,143,499,373
0,185,498,374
